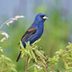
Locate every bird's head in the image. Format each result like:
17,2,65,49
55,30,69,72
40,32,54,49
35,13,48,23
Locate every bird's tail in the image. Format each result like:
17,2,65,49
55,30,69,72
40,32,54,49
16,41,26,62
16,51,21,62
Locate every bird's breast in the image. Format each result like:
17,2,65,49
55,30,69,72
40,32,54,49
37,23,44,37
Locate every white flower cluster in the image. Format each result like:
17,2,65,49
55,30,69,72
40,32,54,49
0,32,9,42
0,15,24,29
6,15,24,26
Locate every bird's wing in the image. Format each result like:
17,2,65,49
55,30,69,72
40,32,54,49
21,27,37,41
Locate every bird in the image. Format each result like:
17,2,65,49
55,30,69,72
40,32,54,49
16,13,48,62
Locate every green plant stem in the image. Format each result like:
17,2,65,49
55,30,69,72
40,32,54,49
24,56,29,72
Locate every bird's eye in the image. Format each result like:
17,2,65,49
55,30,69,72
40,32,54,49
40,15,48,20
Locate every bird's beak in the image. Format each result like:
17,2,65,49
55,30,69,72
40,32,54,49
43,16,48,20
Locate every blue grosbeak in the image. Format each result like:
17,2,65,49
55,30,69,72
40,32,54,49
16,13,48,62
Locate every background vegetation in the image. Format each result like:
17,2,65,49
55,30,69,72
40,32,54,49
0,0,72,72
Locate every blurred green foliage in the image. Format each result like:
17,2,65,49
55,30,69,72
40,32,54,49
48,42,72,72
0,47,17,72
